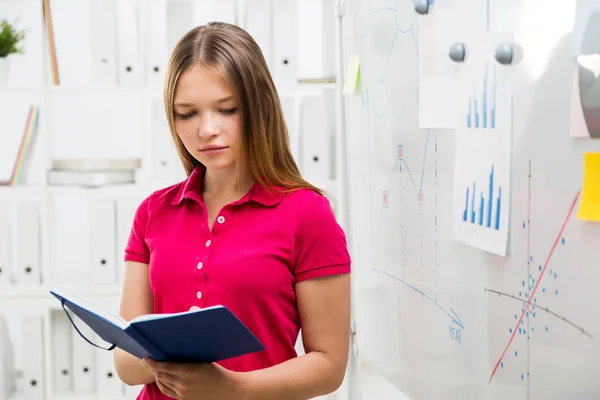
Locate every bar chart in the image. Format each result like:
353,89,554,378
462,164,502,230
466,62,496,129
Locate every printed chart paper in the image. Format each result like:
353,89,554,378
453,37,512,256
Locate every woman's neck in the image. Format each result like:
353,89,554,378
202,166,253,199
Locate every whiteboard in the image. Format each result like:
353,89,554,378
340,0,600,399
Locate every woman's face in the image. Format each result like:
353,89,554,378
173,64,241,172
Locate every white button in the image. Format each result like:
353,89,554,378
197,262,203,270
196,291,202,299
205,239,211,247
217,216,225,224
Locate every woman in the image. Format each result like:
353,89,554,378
114,22,352,400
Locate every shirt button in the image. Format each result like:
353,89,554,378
217,216,225,224
197,261,203,270
205,239,211,247
196,291,202,299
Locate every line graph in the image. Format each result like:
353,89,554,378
372,267,465,330
488,189,582,384
372,130,460,331
380,130,431,209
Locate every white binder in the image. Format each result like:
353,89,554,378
71,319,96,393
48,192,89,284
279,96,300,162
21,314,44,400
142,0,168,86
116,0,144,86
51,310,72,394
95,346,122,395
166,0,193,52
0,315,15,399
0,203,12,286
89,198,117,285
90,0,118,85
50,0,93,86
271,0,298,88
15,202,41,285
244,0,273,69
299,94,333,186
149,97,187,186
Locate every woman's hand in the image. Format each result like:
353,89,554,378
140,306,244,400
140,358,244,400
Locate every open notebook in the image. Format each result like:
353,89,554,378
50,288,265,363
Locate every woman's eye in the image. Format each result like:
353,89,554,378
220,108,238,115
176,112,195,120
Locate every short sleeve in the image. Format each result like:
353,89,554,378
124,196,151,264
292,195,352,282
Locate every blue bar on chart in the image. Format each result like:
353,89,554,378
462,165,502,230
465,63,497,129
482,65,487,128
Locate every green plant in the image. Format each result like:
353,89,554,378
0,19,26,58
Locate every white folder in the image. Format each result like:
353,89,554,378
166,0,193,52
21,314,44,400
95,345,122,395
47,192,89,284
142,0,168,86
0,315,15,399
89,198,117,285
271,0,298,88
90,0,118,85
244,0,273,68
0,203,12,286
299,94,333,186
149,97,187,186
71,318,96,393
49,0,93,86
321,0,336,78
279,96,300,162
15,202,41,285
116,0,145,86
51,310,73,394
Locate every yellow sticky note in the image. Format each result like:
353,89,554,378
343,54,360,94
577,152,600,222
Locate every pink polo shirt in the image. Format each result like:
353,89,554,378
124,166,351,399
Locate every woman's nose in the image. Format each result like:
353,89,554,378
198,114,220,138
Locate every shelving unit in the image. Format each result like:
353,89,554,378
0,0,343,399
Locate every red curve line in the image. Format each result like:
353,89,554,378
489,189,581,384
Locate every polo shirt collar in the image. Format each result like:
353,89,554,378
172,165,284,206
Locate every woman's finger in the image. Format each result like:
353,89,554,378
156,379,179,399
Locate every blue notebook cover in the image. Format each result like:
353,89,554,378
50,288,265,363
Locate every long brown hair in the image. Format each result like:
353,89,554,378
163,22,323,196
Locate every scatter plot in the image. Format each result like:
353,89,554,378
486,190,592,385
